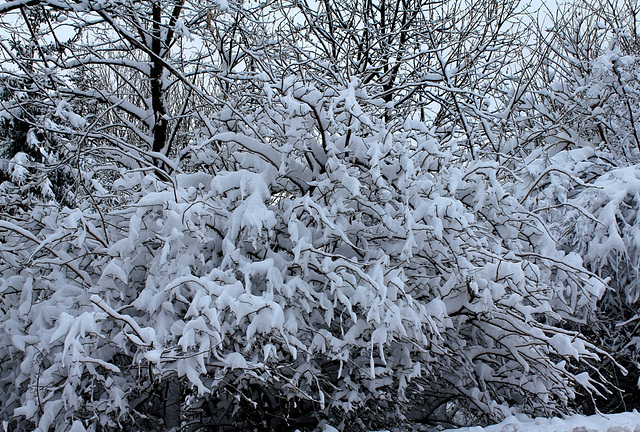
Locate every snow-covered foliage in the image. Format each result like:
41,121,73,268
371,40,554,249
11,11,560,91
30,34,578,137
0,0,638,431
0,76,74,210
512,1,640,412
0,76,605,431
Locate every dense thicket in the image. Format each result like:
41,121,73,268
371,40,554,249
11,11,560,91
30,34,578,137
0,0,638,431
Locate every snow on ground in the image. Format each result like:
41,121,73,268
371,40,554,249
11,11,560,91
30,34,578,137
442,411,640,432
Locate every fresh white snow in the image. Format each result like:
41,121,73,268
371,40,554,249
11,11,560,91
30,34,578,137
442,412,640,432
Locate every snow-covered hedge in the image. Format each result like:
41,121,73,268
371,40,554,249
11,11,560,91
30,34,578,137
0,77,606,431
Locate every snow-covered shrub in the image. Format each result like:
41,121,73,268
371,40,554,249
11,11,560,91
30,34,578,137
565,164,640,353
512,5,640,410
527,147,640,412
0,75,607,431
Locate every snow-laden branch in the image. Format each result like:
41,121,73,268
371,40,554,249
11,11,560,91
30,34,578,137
0,220,93,287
